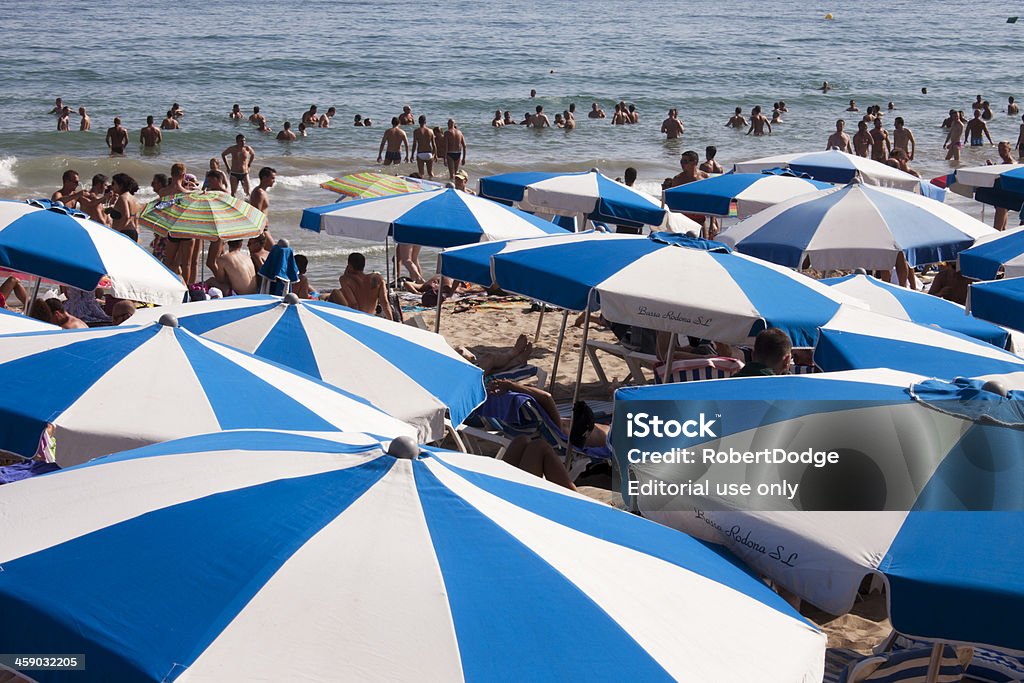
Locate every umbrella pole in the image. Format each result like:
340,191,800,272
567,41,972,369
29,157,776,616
433,253,443,333
534,304,546,343
548,310,570,393
662,333,677,383
22,276,41,316
564,292,594,472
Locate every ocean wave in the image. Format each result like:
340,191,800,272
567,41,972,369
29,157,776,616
272,173,334,189
0,157,17,188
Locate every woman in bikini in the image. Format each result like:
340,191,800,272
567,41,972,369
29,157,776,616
107,173,140,242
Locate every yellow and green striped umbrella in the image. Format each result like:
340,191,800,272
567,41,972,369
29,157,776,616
320,172,432,199
139,191,268,241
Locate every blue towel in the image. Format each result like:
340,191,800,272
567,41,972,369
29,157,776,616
0,460,60,484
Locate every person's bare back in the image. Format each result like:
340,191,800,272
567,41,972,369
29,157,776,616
340,271,388,317
217,247,258,295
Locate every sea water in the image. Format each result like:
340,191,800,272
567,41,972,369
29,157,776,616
1,0,1021,288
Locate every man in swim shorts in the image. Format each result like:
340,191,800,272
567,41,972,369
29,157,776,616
105,117,128,156
411,115,436,178
964,109,994,147
443,119,466,179
221,134,256,196
377,117,409,165
140,115,162,151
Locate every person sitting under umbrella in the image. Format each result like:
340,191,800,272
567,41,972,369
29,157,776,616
205,239,257,296
327,252,393,320
486,378,612,490
44,298,87,329
731,328,792,377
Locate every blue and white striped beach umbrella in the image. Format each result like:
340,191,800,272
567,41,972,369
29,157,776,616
613,368,1024,651
950,164,1024,214
479,169,668,227
732,150,925,192
0,307,57,334
131,295,485,440
299,187,565,248
822,273,1015,349
813,306,1024,377
664,172,831,218
718,183,994,270
0,200,187,305
444,231,858,345
0,430,826,683
954,163,1024,195
958,226,1024,280
0,317,415,466
968,276,1024,331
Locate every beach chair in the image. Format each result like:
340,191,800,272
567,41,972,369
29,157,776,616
652,356,745,384
884,632,1023,683
823,643,973,683
464,391,612,480
486,363,548,388
586,339,653,388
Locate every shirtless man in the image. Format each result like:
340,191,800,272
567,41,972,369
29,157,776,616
1009,97,1020,116
444,119,466,179
377,117,409,165
886,150,920,178
249,166,276,214
319,107,336,128
699,145,724,174
328,252,393,320
51,169,83,206
662,150,710,230
964,110,994,147
276,122,297,141
847,100,859,112
726,106,747,129
140,116,163,151
45,299,87,329
972,95,984,111
247,234,271,273
49,97,65,115
892,117,916,159
78,106,90,131
301,105,319,126
229,104,243,120
852,120,873,158
530,105,551,128
160,110,180,130
991,141,1017,230
411,115,436,178
398,105,415,125
588,102,606,119
661,108,684,139
869,118,891,162
221,134,256,196
105,117,129,155
941,109,956,129
826,119,853,152
944,111,966,161
249,106,265,127
745,106,771,136
57,107,70,131
628,104,640,123
78,174,112,225
206,239,258,295
611,103,629,125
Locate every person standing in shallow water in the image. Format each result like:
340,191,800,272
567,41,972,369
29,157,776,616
105,117,128,155
444,119,466,179
411,115,436,178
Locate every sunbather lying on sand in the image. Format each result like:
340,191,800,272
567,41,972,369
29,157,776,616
458,333,534,374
